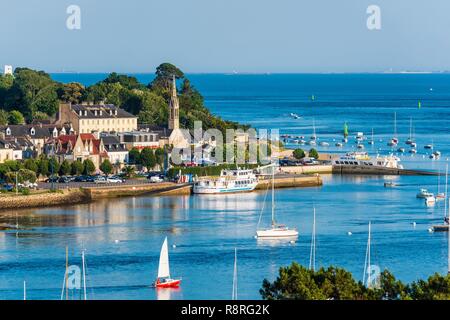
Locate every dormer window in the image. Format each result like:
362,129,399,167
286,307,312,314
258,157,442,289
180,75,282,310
114,110,118,116
6,128,11,136
94,110,98,116
110,110,113,116
53,128,58,138
84,110,88,116
99,110,102,116
79,110,83,116
30,128,35,136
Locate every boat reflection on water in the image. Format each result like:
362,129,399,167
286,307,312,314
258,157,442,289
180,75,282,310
156,287,182,300
256,237,298,247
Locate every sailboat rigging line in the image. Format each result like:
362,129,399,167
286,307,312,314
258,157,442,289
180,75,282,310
256,180,271,230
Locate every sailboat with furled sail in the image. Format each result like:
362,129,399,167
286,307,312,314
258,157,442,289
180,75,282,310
154,237,181,288
387,112,398,147
342,122,349,143
256,166,299,239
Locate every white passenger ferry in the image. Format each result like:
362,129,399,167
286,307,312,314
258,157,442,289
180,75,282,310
193,169,259,194
332,152,403,169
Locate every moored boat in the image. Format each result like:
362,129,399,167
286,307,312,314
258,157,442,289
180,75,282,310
256,166,298,240
193,169,258,194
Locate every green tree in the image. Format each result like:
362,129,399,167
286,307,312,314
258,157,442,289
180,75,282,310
150,63,184,91
140,148,156,170
23,159,38,173
0,109,8,125
0,163,10,180
128,148,141,164
8,110,25,125
5,169,36,184
31,111,50,121
59,160,72,176
37,159,49,177
5,68,58,118
57,82,85,104
48,157,60,176
155,148,165,168
83,159,96,175
137,91,168,125
71,160,84,176
100,159,113,175
409,273,450,300
122,165,135,178
260,263,366,300
293,148,306,159
4,160,23,172
308,148,319,159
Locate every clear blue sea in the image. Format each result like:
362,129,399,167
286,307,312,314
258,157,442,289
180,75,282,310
1,73,450,300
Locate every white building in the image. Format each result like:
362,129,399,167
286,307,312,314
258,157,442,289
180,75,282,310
4,65,12,75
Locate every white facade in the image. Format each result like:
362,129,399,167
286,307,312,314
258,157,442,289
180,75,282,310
108,151,128,165
4,65,12,75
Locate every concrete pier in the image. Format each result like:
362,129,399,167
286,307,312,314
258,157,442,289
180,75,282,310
256,174,323,189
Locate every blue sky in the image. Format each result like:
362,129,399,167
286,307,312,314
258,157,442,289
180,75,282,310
0,0,449,73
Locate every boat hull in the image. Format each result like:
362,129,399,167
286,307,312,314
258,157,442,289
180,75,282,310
155,279,181,288
256,229,299,239
193,183,257,194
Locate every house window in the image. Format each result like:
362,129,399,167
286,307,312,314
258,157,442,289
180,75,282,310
6,128,11,135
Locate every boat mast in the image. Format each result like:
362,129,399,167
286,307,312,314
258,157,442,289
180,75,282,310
445,165,448,222
394,112,397,138
232,248,238,300
23,281,26,300
82,249,87,301
65,246,69,300
363,222,371,287
309,207,316,271
409,117,412,140
271,166,275,226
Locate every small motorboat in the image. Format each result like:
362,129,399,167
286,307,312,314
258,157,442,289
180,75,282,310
425,195,436,207
409,148,417,154
384,182,397,188
417,188,434,199
411,142,417,148
436,192,446,202
357,144,364,149
319,142,329,147
387,139,397,147
335,142,343,147
397,147,405,153
424,144,433,149
405,138,414,145
307,140,317,146
433,151,441,157
342,138,348,143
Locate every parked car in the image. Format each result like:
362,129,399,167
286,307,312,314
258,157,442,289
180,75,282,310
23,181,38,189
147,172,164,183
94,176,107,184
45,176,59,183
2,184,14,192
74,175,88,182
106,176,123,183
58,176,71,183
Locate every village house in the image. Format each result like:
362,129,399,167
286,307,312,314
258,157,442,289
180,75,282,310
0,139,14,163
56,103,138,134
49,134,107,171
100,134,129,165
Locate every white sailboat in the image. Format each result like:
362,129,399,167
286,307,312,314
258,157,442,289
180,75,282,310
154,237,181,288
368,128,374,145
256,167,299,239
387,112,398,146
232,248,238,300
405,117,414,145
362,222,377,288
308,119,317,145
433,165,450,232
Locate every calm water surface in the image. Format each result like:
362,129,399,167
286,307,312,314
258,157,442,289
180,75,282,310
1,74,450,299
